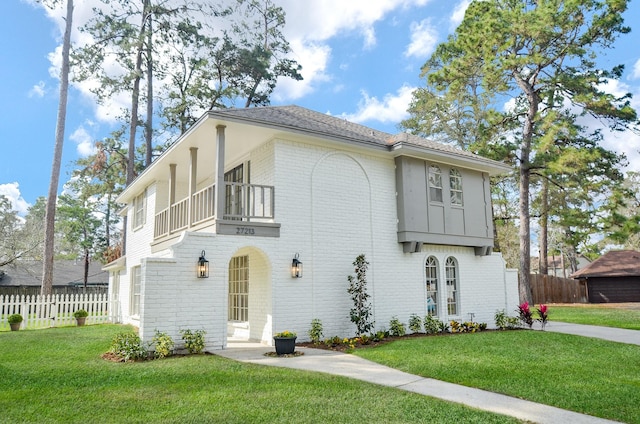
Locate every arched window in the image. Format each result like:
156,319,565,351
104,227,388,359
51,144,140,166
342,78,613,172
445,257,458,316
425,256,439,316
428,165,443,202
449,169,463,205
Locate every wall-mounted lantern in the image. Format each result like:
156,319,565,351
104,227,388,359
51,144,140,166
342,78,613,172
197,250,209,278
291,253,303,278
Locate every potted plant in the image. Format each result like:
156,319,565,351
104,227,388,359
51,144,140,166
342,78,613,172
73,309,89,326
8,314,23,331
273,330,297,355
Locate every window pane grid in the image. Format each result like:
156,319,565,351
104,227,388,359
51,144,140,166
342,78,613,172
449,169,463,206
228,256,249,322
130,266,141,316
428,165,443,202
425,256,439,316
445,257,458,316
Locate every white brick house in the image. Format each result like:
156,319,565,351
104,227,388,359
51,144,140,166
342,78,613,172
104,105,518,350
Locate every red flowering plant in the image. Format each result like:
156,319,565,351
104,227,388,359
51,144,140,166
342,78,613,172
517,302,534,328
536,304,549,330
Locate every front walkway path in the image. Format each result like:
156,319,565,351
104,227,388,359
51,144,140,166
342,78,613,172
543,321,640,345
216,325,629,424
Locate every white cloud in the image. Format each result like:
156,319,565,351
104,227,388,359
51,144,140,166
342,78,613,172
0,183,31,216
404,19,438,59
450,0,471,29
29,81,46,98
70,126,97,157
340,85,416,126
272,40,332,102
631,58,640,80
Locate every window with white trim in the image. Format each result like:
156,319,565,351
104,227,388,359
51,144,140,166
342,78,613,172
428,165,443,202
228,255,249,322
133,191,146,228
425,256,439,316
130,266,141,317
450,169,463,206
445,257,458,316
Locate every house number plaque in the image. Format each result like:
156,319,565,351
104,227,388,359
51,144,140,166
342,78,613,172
235,226,256,235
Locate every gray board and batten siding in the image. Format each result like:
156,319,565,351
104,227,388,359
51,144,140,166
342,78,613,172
395,156,494,255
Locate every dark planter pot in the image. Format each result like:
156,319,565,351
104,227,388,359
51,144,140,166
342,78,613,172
10,322,21,331
75,317,87,326
274,337,297,355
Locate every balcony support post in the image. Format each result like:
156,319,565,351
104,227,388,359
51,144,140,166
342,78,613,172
168,163,176,233
214,125,226,221
188,147,198,227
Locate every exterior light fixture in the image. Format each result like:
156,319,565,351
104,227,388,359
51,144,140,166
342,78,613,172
197,250,209,278
291,253,303,278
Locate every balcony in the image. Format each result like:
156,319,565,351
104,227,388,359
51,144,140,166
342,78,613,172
154,182,277,239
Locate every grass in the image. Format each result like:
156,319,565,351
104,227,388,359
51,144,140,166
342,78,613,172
355,330,640,423
0,325,519,424
548,303,640,330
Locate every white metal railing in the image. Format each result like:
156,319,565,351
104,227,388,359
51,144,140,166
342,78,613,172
0,293,111,330
154,182,275,239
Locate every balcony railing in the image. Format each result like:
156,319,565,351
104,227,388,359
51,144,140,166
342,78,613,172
154,182,275,239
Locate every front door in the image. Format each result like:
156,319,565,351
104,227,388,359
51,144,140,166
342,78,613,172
228,255,249,339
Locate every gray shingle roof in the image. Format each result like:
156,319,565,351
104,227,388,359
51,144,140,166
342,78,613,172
571,250,640,278
208,105,501,165
0,260,108,287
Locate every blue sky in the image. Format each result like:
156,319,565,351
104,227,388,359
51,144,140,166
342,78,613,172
1,0,639,216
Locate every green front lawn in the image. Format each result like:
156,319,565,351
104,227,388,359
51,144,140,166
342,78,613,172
0,325,518,424
355,330,640,423
548,304,640,330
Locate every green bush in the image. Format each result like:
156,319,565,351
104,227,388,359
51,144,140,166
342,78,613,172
423,314,441,334
408,314,423,333
152,331,174,359
308,318,323,344
180,329,206,354
73,309,89,318
388,316,406,337
110,332,148,362
8,314,23,324
495,309,520,330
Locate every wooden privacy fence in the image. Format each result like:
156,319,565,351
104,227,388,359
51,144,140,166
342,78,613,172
531,274,588,304
0,293,111,331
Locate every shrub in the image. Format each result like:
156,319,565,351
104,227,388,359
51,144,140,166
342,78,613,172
423,314,441,334
450,320,462,333
110,332,148,362
308,318,323,344
152,331,174,359
388,316,406,337
408,314,423,333
347,254,374,336
517,302,534,328
494,309,520,330
536,304,549,330
372,330,388,342
73,309,88,318
437,320,450,334
180,329,206,354
8,314,23,324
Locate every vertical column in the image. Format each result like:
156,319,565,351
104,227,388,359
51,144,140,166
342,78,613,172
188,147,198,226
214,125,226,220
168,163,176,233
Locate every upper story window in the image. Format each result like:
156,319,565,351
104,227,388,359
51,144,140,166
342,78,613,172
449,169,463,206
428,165,443,202
133,190,146,229
425,256,439,317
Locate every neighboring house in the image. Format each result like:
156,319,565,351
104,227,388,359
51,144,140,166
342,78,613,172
104,105,519,350
571,250,640,303
531,255,591,277
0,260,108,295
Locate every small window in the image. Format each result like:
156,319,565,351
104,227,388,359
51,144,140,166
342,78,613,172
130,266,141,317
450,169,463,206
425,256,439,316
428,165,443,202
445,257,458,316
133,191,146,228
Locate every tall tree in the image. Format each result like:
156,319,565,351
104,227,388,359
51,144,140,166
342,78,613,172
407,0,637,302
40,0,74,296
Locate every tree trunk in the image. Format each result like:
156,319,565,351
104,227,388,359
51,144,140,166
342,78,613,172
539,178,548,275
83,248,89,289
145,0,153,167
41,0,73,296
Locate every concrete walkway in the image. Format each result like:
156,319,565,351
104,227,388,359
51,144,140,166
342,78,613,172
216,322,638,424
